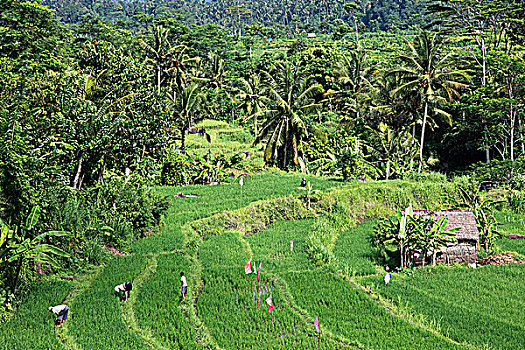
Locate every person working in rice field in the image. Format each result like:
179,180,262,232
180,272,187,301
114,282,133,301
48,304,69,326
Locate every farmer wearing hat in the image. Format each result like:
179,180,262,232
114,282,133,301
48,304,69,326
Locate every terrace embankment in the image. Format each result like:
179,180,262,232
1,175,469,349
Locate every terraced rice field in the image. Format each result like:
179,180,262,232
2,175,524,350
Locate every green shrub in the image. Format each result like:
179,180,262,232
228,152,246,166
509,191,525,214
161,150,229,186
197,119,230,130
408,171,447,182
337,149,369,181
161,151,187,186
46,172,169,254
82,237,108,266
306,205,351,267
508,175,525,191
469,159,525,188
217,129,254,143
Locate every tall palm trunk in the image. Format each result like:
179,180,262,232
254,114,258,136
400,244,404,268
418,100,429,173
73,155,83,189
157,65,161,95
282,120,289,169
180,126,187,155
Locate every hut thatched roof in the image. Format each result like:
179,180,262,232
413,211,479,242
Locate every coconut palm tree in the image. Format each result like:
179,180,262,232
256,61,323,169
168,82,208,154
389,30,468,173
336,49,376,124
235,72,268,136
139,25,182,95
167,45,200,91
196,52,229,92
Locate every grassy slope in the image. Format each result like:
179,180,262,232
362,265,525,350
134,253,201,350
353,213,525,350
0,173,337,349
198,225,343,349
3,122,466,349
494,211,525,255
0,281,71,350
68,255,149,350
245,220,462,350
131,173,343,349
7,171,525,350
185,119,266,172
334,220,378,276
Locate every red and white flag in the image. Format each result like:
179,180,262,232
314,314,320,333
257,260,262,281
265,293,273,313
244,255,252,274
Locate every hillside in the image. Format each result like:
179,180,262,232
2,176,525,349
1,2,525,347
43,0,428,32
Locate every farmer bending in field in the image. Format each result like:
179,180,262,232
180,272,187,301
114,282,133,301
49,304,69,326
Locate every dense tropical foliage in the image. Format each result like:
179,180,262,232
1,0,525,348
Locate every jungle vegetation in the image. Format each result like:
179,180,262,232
0,0,524,320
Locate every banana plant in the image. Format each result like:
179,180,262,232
0,206,70,292
410,214,458,267
378,204,415,268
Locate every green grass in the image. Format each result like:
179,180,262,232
67,255,148,350
133,173,341,255
9,175,523,350
247,219,313,274
498,238,525,255
0,280,71,350
197,266,326,349
126,173,343,348
284,271,463,350
221,217,461,349
327,180,463,221
134,253,201,349
333,219,378,276
200,232,248,267
198,220,347,348
494,211,525,255
362,265,525,350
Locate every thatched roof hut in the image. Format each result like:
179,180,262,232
414,210,479,264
